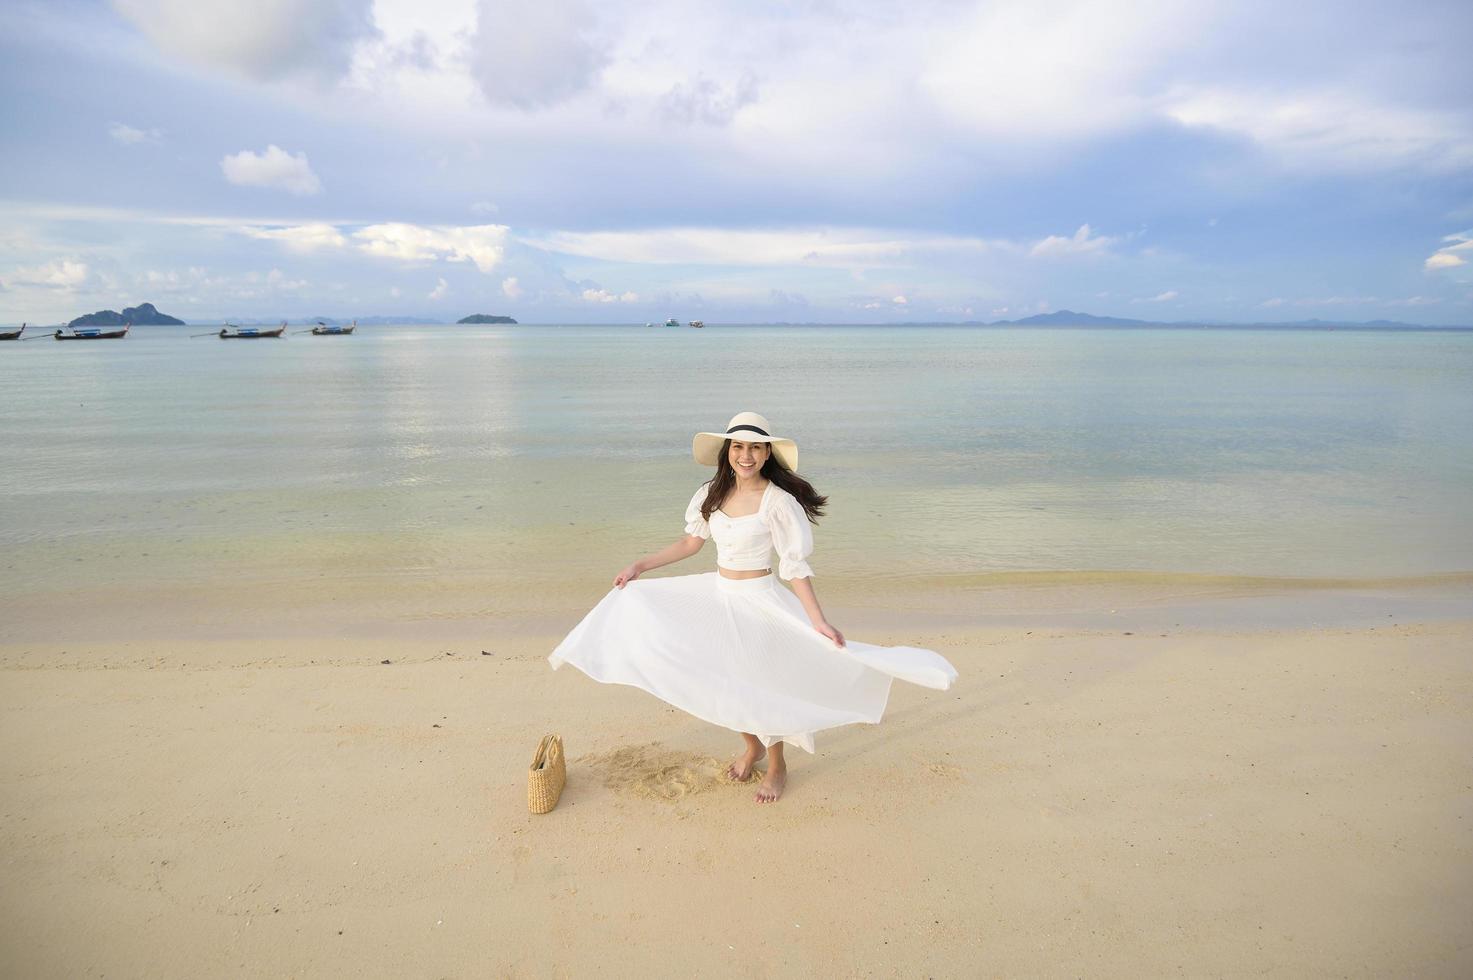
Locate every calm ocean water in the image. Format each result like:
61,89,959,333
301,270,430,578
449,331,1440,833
2,324,1471,639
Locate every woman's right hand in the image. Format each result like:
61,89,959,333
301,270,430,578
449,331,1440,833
613,563,642,589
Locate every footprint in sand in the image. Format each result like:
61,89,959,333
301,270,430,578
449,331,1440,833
926,762,964,779
578,743,728,801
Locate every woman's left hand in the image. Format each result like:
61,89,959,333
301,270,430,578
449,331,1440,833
814,621,845,647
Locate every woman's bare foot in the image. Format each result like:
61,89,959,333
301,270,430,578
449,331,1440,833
726,738,765,782
755,757,786,803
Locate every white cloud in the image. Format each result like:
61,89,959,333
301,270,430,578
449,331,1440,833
466,0,606,109
470,200,500,215
112,0,379,83
1259,297,1286,308
526,227,1006,267
266,268,308,290
891,295,908,305
1165,87,1473,173
501,276,523,299
768,289,809,309
92,0,1473,216
1030,224,1120,258
240,222,346,251
0,202,346,230
138,267,213,293
1295,296,1379,306
143,268,183,288
390,286,402,298
1426,231,1473,271
108,122,161,144
919,0,1211,140
1132,289,1179,303
581,287,639,303
384,30,439,71
9,259,89,290
354,223,509,272
428,277,448,300
658,73,758,126
221,145,323,196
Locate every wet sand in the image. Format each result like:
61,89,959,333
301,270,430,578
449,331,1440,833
2,599,1470,977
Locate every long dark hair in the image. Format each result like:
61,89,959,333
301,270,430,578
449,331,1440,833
701,439,827,523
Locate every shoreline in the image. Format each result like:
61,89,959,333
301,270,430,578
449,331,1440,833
10,320,1473,331
3,573,1470,650
2,615,1469,976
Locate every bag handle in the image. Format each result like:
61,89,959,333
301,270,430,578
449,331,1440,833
530,733,554,771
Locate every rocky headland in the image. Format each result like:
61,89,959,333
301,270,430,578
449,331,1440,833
69,302,185,327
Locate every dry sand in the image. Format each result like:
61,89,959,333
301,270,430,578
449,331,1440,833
1,611,1471,977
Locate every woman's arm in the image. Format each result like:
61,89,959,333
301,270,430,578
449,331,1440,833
614,535,705,588
789,576,846,647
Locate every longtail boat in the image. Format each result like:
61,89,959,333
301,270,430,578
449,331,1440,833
311,319,355,335
0,323,23,340
55,324,129,340
219,321,286,339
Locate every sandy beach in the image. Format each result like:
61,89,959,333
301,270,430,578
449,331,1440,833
3,595,1470,977
8,0,1473,968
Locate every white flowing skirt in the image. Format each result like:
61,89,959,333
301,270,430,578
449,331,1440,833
548,572,958,753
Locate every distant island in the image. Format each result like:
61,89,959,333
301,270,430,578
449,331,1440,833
992,310,1159,327
976,309,1464,330
70,302,184,327
750,309,1468,329
457,314,518,324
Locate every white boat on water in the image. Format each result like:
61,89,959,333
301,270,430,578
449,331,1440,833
688,320,704,328
664,317,679,327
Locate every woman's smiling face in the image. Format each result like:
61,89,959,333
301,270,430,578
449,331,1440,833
728,439,770,479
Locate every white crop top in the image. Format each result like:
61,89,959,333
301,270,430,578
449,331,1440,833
683,481,815,580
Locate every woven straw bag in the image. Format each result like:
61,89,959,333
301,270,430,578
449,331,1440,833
528,734,566,814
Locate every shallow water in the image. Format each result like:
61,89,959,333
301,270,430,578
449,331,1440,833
2,324,1471,640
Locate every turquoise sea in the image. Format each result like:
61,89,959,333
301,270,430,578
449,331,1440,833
2,324,1471,641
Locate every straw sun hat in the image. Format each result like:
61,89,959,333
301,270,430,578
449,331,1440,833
692,412,798,471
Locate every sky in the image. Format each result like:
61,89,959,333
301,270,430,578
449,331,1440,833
2,0,1471,325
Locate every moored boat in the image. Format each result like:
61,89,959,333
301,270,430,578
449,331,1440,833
219,321,286,339
55,324,129,340
664,317,679,327
688,320,704,328
0,323,23,340
311,320,355,335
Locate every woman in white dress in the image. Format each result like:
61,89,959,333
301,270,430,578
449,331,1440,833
549,412,958,803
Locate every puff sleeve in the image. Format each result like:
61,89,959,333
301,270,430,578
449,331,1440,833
767,490,815,580
684,483,713,539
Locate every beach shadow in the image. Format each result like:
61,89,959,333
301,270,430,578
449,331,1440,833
817,671,1010,771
